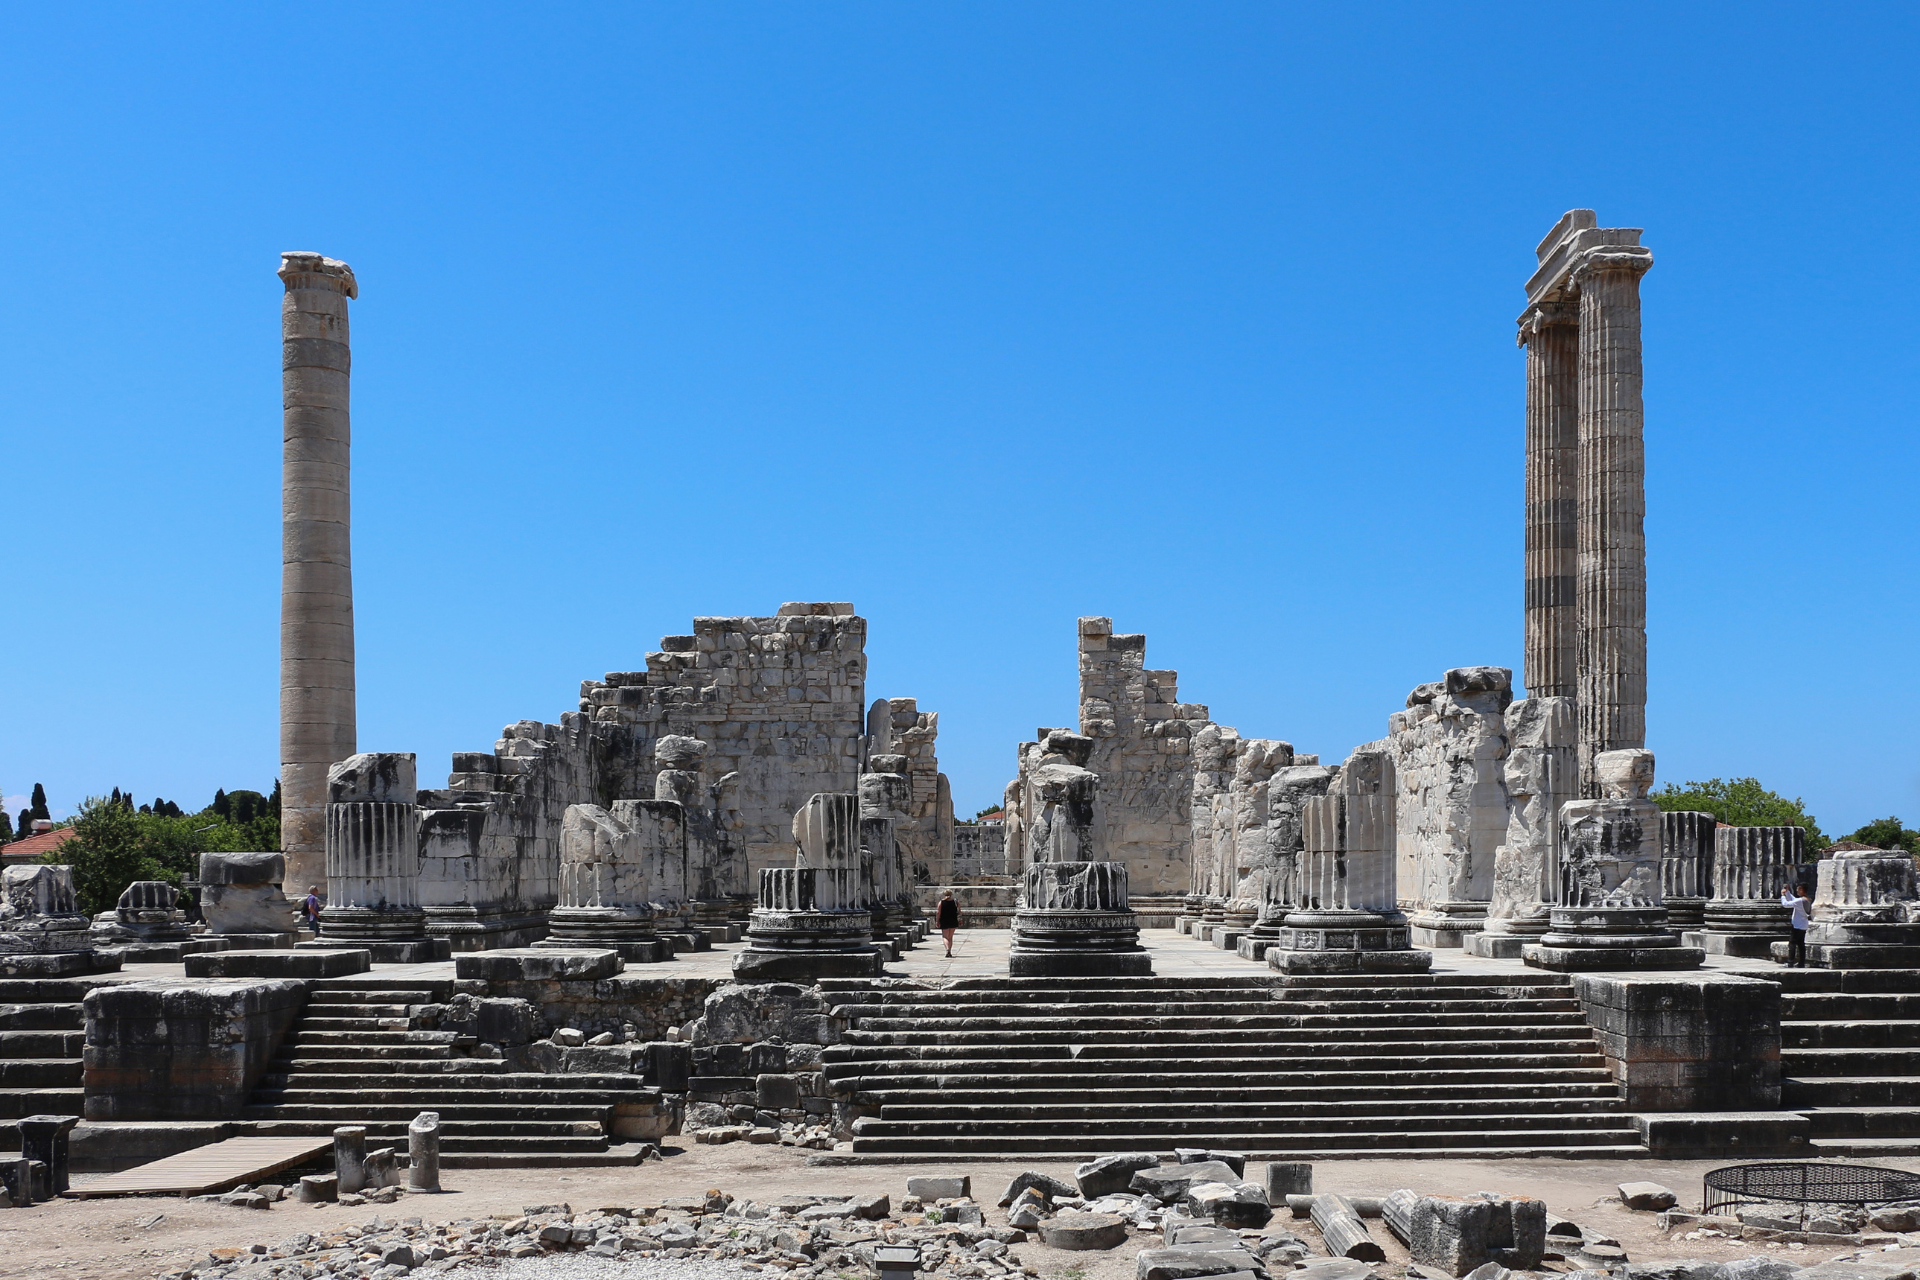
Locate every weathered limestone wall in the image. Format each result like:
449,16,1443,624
278,252,359,894
1076,617,1208,900
417,716,596,949
866,698,952,887
583,604,866,886
83,979,306,1120
952,822,1008,878
1385,667,1513,948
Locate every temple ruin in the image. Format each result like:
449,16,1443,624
5,214,1916,1197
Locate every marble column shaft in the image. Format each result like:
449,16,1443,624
279,252,359,894
1523,309,1579,700
1574,252,1653,795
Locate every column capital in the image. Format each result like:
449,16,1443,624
279,252,358,298
1516,299,1579,347
1570,244,1653,285
1524,217,1648,308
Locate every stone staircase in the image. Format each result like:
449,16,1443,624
822,972,1647,1159
1772,967,1920,1156
240,980,658,1167
0,977,96,1151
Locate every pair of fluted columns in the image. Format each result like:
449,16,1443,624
1519,211,1654,797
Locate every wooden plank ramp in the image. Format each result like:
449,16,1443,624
63,1136,330,1198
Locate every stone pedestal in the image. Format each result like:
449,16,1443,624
1805,852,1920,968
88,882,223,962
1176,893,1205,936
734,794,882,981
1523,750,1701,972
860,763,917,949
535,803,668,963
1268,751,1431,976
200,853,300,943
1010,862,1150,977
1695,826,1803,957
1659,811,1714,930
1470,697,1574,959
302,753,441,964
0,866,93,955
1242,764,1335,961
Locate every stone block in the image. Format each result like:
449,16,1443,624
452,948,624,982
184,949,368,979
1137,1248,1263,1280
997,1169,1077,1205
1038,1212,1129,1250
1570,973,1781,1110
83,979,306,1120
702,984,837,1045
1266,1162,1312,1199
1176,1148,1247,1176
1186,1181,1272,1227
1633,1112,1809,1158
907,1175,969,1199
1133,1161,1241,1198
1410,1195,1493,1275
1618,1182,1677,1211
757,1073,802,1110
1077,1152,1160,1197
199,853,299,937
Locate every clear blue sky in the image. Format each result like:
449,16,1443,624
3,6,1915,837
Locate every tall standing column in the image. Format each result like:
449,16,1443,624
1573,245,1653,795
1521,304,1579,699
278,252,359,894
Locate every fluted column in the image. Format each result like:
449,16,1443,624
1659,810,1716,927
279,252,359,893
1574,248,1653,795
1521,305,1579,699
317,753,422,942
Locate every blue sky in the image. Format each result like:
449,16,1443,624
2,6,1915,836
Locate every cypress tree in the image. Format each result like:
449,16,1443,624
14,809,30,838
0,812,11,842
29,784,48,820
213,789,230,819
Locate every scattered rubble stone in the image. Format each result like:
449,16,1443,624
1619,1181,1680,1212
1039,1211,1131,1250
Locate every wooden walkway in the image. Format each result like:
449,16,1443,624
63,1136,331,1198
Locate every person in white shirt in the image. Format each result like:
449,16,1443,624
1780,883,1812,967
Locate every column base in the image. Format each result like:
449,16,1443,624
1008,949,1155,978
297,937,448,964
422,906,553,952
732,909,883,980
1522,943,1706,972
1663,897,1707,929
1407,902,1488,950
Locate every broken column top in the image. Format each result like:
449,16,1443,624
655,735,709,769
776,602,855,617
1040,730,1095,768
328,752,418,805
199,851,286,885
1594,748,1655,800
277,252,358,297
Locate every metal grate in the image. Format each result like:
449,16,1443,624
1703,1162,1920,1221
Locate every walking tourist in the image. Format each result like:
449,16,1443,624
1780,881,1812,967
937,889,960,957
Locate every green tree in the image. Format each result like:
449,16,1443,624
1845,817,1920,855
29,784,48,821
49,795,282,915
973,805,1004,820
0,811,11,843
1652,777,1828,851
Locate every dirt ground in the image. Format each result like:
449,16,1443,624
8,1147,1913,1280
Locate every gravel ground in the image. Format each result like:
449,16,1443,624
447,1259,759,1279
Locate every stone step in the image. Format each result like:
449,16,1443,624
257,1087,638,1108
1271,976,1573,992
308,988,450,1005
837,996,1583,1019
835,1065,1619,1092
241,1122,611,1153
0,1059,81,1088
0,1030,85,1057
1782,993,1920,1018
817,976,1284,992
0,980,104,1004
244,1110,610,1136
841,1011,1582,1033
876,1097,1630,1120
0,1004,84,1031
854,1079,1624,1104
1783,1076,1920,1107
846,1133,1646,1157
1795,1106,1920,1138
257,1072,643,1093
241,1102,618,1123
300,1015,420,1030
265,1057,507,1077
828,1051,1609,1080
1783,1021,1920,1048
272,1044,457,1061
1765,970,1920,994
0,1088,84,1119
1806,1137,1920,1157
283,1030,461,1046
853,1118,1641,1143
1782,1046,1920,1074
826,1033,1604,1060
865,1110,1633,1133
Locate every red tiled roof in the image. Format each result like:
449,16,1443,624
2,827,76,861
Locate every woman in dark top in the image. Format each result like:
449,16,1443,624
936,890,960,957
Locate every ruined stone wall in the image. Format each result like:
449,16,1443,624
866,698,952,886
1383,666,1513,948
581,604,867,886
952,822,1009,878
1077,617,1208,899
418,715,597,949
